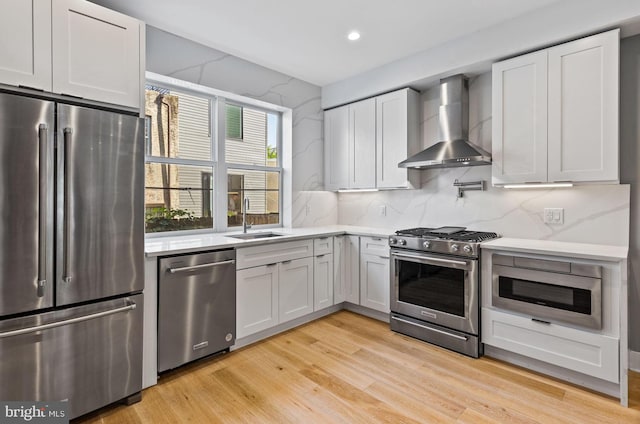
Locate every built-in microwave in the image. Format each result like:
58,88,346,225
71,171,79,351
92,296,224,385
491,254,602,330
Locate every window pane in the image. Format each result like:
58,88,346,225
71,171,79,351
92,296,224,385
145,85,211,160
227,169,279,227
226,105,279,167
145,163,214,233
226,104,242,140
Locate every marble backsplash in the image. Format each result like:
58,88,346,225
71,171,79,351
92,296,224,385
337,72,630,247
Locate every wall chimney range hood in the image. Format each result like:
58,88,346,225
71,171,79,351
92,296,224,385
399,74,491,169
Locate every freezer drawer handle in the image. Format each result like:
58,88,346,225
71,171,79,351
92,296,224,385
391,316,468,341
37,123,48,297
168,259,236,274
0,300,137,339
62,128,72,285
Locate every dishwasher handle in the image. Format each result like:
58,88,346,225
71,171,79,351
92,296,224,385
168,259,236,274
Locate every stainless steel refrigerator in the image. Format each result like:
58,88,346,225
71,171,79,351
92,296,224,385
0,91,144,419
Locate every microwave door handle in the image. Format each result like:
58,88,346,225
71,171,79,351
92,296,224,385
62,128,72,285
393,252,468,267
37,124,48,297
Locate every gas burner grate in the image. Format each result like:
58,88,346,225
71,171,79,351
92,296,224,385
447,231,499,242
395,227,498,242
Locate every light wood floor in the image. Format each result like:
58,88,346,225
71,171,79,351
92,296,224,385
76,311,640,423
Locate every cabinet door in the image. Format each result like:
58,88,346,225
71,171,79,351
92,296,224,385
376,89,416,188
314,254,334,311
333,236,346,303
324,106,350,190
236,265,279,338
350,98,376,189
52,0,141,108
344,235,360,304
0,0,51,91
360,252,390,313
334,235,360,304
547,29,619,183
492,51,548,185
279,257,314,323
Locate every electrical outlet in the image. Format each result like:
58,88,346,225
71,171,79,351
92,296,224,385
379,205,387,216
543,208,564,224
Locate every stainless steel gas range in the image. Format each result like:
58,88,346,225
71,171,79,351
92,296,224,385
389,227,499,358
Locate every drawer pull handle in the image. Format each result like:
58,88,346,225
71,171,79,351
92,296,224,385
282,260,292,264
531,318,551,325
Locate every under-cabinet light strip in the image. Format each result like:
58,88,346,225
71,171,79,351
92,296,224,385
503,183,574,189
337,188,379,193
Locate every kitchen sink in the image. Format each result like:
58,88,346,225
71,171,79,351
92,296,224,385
226,232,285,240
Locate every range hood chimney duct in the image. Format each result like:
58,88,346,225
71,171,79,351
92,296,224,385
398,74,491,169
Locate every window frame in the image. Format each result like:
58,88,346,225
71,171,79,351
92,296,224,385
144,73,288,236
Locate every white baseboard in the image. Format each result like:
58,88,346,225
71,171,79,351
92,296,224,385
630,350,640,371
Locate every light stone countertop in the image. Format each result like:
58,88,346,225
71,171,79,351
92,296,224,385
481,237,628,262
145,225,395,257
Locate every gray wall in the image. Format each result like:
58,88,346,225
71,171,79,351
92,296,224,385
620,34,640,352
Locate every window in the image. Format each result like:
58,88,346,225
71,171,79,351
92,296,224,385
226,104,243,140
225,104,281,227
144,81,283,234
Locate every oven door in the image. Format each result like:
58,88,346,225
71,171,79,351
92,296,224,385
390,249,478,335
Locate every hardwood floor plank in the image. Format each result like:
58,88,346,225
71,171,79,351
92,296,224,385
73,311,640,424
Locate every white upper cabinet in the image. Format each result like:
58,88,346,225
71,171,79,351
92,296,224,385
0,0,52,91
350,98,377,189
492,51,548,185
547,30,619,183
376,89,420,189
52,0,142,109
492,29,619,185
0,0,143,110
324,88,419,191
324,106,350,191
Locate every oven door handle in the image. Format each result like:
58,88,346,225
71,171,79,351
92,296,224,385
392,252,468,267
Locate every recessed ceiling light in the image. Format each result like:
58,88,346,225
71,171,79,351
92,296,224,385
347,31,361,41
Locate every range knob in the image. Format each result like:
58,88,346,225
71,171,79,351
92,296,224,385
463,245,472,253
451,244,459,252
398,239,407,246
423,241,431,249
389,238,397,245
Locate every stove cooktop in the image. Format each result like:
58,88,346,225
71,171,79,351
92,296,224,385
395,227,499,242
390,227,499,257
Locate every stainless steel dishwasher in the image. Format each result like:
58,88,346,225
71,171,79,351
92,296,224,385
158,249,236,372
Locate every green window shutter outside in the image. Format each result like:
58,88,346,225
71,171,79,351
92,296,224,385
226,104,242,139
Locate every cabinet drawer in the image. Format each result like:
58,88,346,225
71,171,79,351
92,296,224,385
314,237,333,256
482,308,619,383
360,236,390,257
236,239,313,269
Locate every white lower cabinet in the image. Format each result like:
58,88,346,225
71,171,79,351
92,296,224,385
359,237,390,313
279,257,314,323
334,235,360,304
482,307,619,383
236,264,279,339
314,254,334,311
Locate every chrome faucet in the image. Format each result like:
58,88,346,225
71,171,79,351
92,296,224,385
242,197,252,233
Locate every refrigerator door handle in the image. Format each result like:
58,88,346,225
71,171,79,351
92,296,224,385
0,300,137,339
62,128,72,285
37,124,48,297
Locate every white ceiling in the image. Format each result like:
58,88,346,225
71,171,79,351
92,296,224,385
92,0,563,87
